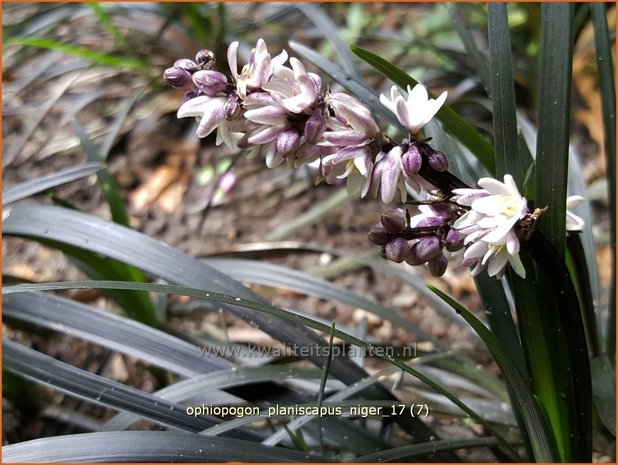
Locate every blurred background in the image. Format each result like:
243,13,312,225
2,3,614,459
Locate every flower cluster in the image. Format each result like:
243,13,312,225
165,39,585,280
164,41,449,204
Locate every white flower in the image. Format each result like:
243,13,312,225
566,195,585,231
177,95,227,138
462,230,526,279
227,39,288,99
452,174,529,279
367,146,408,203
321,92,380,145
379,84,447,136
262,57,322,114
177,95,243,150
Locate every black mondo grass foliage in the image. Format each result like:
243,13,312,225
2,3,615,463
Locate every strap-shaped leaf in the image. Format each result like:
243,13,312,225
2,431,326,463
2,203,452,457
534,3,574,258
3,162,102,204
428,285,558,462
5,280,521,460
2,340,255,439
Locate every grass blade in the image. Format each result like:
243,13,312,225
2,431,327,462
351,44,496,174
3,162,102,204
428,285,558,462
4,36,150,72
534,3,574,258
488,3,527,185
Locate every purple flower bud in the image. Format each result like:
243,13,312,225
195,49,216,70
223,95,242,120
428,254,448,277
368,222,392,245
181,90,199,105
405,244,426,266
277,130,301,155
164,66,193,88
384,237,410,263
174,58,199,74
415,236,441,262
444,229,464,252
402,144,422,176
381,209,406,234
427,148,449,172
192,70,228,96
304,110,326,144
416,216,445,228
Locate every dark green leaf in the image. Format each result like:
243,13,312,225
3,340,255,439
534,3,574,258
3,292,229,377
2,431,326,462
351,44,496,173
488,3,527,185
3,162,102,204
447,4,491,92
2,203,452,457
353,437,501,462
523,233,592,461
590,354,616,435
591,2,616,360
428,285,558,462
4,279,520,460
203,257,443,347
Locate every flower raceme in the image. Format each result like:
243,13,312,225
164,40,585,280
164,40,447,204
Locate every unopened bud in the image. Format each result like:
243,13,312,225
304,110,326,144
174,58,199,74
193,71,228,96
427,148,449,172
164,66,192,88
277,130,301,155
223,95,242,120
368,223,392,246
384,237,410,263
195,49,216,70
402,144,422,176
428,254,448,276
381,209,406,234
416,216,445,228
444,229,464,251
415,236,441,262
405,243,426,266
181,90,199,105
